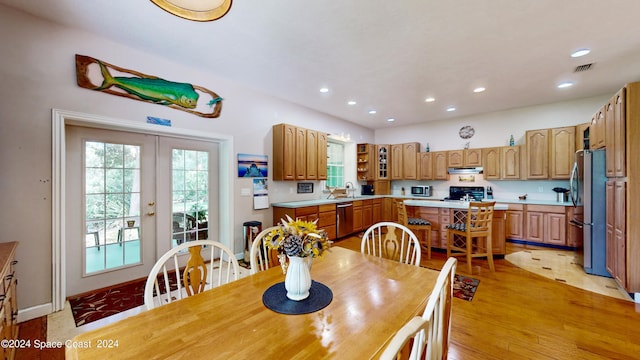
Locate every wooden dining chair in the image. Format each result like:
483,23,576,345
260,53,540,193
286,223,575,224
396,200,432,259
446,201,496,273
361,222,421,266
249,226,284,275
144,240,240,310
380,257,457,360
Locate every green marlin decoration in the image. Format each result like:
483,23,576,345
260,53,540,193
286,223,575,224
96,60,199,109
75,54,223,118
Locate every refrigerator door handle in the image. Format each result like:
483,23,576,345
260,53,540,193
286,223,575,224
569,161,579,207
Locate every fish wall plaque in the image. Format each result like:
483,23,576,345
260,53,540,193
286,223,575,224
75,54,222,118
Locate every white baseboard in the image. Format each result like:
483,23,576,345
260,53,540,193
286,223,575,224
634,293,640,304
17,303,53,323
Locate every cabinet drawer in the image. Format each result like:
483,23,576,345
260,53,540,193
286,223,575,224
508,203,524,211
526,204,565,213
296,206,319,216
319,211,336,226
319,203,336,212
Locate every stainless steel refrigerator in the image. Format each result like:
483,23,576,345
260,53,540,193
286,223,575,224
570,149,611,277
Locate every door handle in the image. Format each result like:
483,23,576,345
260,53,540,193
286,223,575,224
147,211,155,216
148,201,155,206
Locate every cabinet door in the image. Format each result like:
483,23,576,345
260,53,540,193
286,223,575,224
295,127,307,180
390,144,403,180
591,107,606,149
375,145,390,180
272,124,297,180
353,205,363,232
613,88,626,177
501,146,521,179
482,147,501,179
433,151,448,180
526,129,549,179
464,149,482,167
306,130,318,180
402,143,419,180
606,181,616,276
418,152,433,180
506,210,524,239
550,126,575,179
545,213,566,245
525,211,544,242
372,199,383,224
317,131,328,180
614,181,627,287
363,203,373,230
447,150,464,167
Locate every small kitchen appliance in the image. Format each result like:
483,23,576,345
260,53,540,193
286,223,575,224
410,185,432,197
361,184,375,195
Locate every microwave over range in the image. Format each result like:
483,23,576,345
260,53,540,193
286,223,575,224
411,186,432,197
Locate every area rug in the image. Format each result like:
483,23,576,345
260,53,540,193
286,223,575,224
453,274,480,301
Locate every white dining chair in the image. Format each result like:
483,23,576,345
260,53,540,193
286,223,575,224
380,257,458,360
248,226,283,275
144,240,240,310
361,222,421,266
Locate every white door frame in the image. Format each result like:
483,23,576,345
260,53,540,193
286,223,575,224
52,108,234,312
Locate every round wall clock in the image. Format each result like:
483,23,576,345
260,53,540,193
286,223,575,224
459,126,475,139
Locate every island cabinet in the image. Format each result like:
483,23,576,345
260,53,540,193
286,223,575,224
272,123,327,181
0,242,18,360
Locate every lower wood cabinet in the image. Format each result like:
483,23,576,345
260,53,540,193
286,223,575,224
506,204,578,247
0,242,18,360
318,204,336,241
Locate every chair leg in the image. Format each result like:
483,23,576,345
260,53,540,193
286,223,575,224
426,227,432,260
446,230,452,258
486,236,495,272
466,235,473,274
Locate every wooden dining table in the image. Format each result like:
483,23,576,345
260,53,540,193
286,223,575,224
65,246,439,359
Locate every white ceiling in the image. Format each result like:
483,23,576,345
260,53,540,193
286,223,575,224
3,0,640,130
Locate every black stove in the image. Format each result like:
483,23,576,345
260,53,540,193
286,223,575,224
448,186,485,201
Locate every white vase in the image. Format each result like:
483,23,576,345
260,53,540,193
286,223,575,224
285,256,312,301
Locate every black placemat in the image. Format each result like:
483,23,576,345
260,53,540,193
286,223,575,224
262,280,333,315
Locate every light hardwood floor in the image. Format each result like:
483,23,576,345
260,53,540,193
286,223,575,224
334,235,640,360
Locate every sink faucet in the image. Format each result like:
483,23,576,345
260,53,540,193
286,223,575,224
345,182,355,198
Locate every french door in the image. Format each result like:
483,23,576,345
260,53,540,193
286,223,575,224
65,125,218,297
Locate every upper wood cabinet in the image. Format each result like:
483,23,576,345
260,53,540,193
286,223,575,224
526,126,574,180
417,152,434,180
575,122,589,151
482,147,501,179
272,123,327,181
502,145,523,179
549,126,575,179
590,106,606,149
526,129,549,179
402,142,419,180
606,87,626,177
465,148,482,166
375,144,390,180
432,151,448,180
447,150,464,167
390,144,403,180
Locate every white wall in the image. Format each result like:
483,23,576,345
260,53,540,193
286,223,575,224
0,5,373,312
375,95,611,201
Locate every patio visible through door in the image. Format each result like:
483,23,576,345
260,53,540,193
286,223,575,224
65,125,218,297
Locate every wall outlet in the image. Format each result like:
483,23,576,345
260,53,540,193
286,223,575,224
538,186,544,193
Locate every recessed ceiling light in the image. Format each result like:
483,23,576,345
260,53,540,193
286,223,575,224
368,110,377,115
347,100,357,105
473,87,486,93
387,118,395,122
425,97,435,103
571,48,591,58
446,107,456,112
557,82,574,89
319,87,329,93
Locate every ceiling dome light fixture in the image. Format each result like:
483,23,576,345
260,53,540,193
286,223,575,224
347,100,357,105
473,87,486,93
446,107,456,112
557,82,574,89
387,118,395,122
425,97,435,103
150,0,232,22
368,110,377,115
571,48,591,58
319,87,329,93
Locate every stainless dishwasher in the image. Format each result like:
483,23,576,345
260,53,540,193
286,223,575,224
336,202,354,238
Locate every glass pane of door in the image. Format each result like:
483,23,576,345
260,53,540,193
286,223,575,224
84,141,142,273
171,149,209,247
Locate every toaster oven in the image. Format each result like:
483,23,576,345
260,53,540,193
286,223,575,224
410,186,432,197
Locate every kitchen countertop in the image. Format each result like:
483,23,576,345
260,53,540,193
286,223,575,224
271,195,574,208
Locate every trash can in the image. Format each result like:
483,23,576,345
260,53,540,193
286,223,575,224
243,221,262,263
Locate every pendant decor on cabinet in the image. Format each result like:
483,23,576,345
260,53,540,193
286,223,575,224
75,54,223,118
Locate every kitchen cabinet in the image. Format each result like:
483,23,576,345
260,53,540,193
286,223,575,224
525,205,567,246
432,151,448,180
526,129,548,179
390,144,403,180
356,143,375,181
272,123,327,181
375,145,390,180
447,150,463,168
464,148,482,166
590,106,606,149
353,201,363,232
482,147,501,179
575,122,589,151
549,126,575,179
606,180,626,286
362,200,374,230
274,204,335,240
318,204,336,240
506,204,524,240
417,152,434,180
566,206,583,248
402,142,419,180
502,145,523,179
0,242,18,360
605,88,626,177
372,198,383,224
526,126,575,180
353,199,374,232
371,180,390,195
